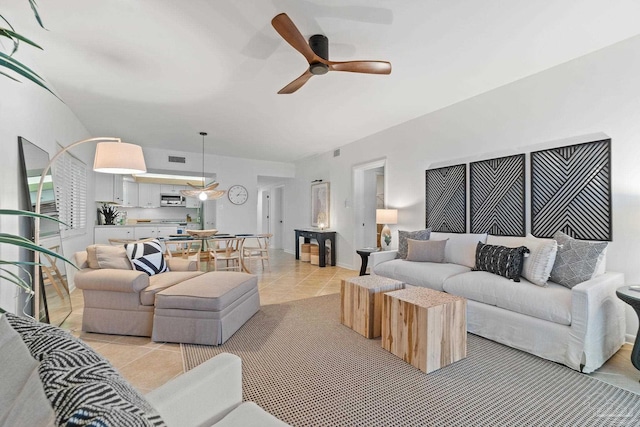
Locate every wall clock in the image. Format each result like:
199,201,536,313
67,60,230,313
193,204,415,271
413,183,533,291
228,184,248,205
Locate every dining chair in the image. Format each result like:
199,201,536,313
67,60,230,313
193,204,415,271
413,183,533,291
242,234,272,272
208,238,241,272
165,241,201,269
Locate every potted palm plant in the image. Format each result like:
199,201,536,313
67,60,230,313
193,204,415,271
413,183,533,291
1,0,57,97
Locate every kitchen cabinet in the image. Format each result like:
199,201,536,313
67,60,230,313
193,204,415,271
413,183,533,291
160,184,186,194
185,195,201,208
134,225,178,240
138,183,161,208
122,180,138,207
94,226,134,244
95,174,124,204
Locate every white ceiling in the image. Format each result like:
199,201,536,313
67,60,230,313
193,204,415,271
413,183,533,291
6,0,640,162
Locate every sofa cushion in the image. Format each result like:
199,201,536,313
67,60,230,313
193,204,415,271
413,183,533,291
373,259,470,291
0,315,55,427
443,271,572,325
397,229,431,259
95,244,133,269
550,231,608,288
125,239,169,276
406,239,447,263
431,232,488,268
140,271,204,306
473,242,529,282
4,313,166,427
487,235,557,286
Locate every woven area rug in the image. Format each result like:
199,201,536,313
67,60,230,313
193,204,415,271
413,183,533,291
182,294,640,426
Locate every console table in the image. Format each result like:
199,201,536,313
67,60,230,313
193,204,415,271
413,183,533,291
295,229,336,267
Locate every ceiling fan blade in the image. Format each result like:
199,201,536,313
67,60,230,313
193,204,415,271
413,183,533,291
278,70,314,94
327,60,392,74
271,13,318,64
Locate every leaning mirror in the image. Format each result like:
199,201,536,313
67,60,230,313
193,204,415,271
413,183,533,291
18,137,72,325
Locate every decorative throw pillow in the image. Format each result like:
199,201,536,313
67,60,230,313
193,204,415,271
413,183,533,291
86,245,100,269
406,239,447,263
473,242,529,282
396,229,431,259
4,313,166,427
431,232,488,268
521,234,558,287
125,239,169,276
95,245,132,270
550,231,608,288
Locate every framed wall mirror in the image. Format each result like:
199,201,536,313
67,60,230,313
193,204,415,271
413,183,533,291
18,137,72,325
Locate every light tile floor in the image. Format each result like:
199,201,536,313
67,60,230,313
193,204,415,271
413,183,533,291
61,250,640,395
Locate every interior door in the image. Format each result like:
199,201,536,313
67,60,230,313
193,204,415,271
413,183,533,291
272,186,284,249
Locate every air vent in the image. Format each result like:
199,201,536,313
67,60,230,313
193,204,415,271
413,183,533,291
168,156,186,164
333,149,341,157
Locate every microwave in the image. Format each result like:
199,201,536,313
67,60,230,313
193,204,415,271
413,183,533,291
160,194,186,207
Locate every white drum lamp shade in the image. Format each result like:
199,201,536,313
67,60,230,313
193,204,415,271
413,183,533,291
93,142,147,174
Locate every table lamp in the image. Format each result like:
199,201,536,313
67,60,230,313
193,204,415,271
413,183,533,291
376,209,397,250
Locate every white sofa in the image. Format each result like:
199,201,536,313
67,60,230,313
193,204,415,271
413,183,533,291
0,312,289,426
370,232,626,373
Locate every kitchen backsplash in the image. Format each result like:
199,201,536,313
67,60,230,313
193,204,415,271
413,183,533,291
104,206,198,222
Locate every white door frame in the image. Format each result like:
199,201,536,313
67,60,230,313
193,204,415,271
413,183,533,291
352,158,386,268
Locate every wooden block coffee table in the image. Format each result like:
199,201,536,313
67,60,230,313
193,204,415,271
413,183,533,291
340,276,404,338
382,287,466,373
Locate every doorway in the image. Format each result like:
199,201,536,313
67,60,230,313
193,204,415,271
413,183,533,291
257,183,285,250
353,159,386,266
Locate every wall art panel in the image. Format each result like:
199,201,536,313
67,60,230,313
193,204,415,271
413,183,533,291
531,139,611,240
470,154,525,236
425,164,466,233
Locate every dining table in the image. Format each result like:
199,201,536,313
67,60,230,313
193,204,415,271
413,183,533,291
162,234,259,273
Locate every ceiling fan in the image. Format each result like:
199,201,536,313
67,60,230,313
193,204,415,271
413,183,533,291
271,13,392,94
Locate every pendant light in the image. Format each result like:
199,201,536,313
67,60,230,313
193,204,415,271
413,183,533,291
180,132,225,201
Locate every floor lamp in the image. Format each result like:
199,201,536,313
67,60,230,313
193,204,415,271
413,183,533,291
33,137,147,320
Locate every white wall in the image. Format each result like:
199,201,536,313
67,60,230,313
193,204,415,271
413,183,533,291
286,34,640,338
0,77,94,313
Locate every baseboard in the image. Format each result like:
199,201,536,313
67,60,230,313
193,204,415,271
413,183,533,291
625,333,636,345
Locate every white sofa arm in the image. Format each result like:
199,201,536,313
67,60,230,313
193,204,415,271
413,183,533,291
369,250,398,275
145,353,242,427
567,272,626,373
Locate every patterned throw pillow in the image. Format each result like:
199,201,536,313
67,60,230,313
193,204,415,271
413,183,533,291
473,242,530,282
396,229,431,259
125,239,169,276
549,231,608,288
5,313,165,427
406,239,447,263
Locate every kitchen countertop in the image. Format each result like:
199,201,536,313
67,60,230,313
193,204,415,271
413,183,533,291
95,222,199,227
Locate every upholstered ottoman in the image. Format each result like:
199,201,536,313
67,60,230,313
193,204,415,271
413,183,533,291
152,272,260,345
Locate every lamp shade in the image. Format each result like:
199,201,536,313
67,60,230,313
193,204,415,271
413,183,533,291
376,208,398,224
93,142,147,174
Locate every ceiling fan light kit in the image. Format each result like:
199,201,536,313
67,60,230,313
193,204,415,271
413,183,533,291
271,13,391,94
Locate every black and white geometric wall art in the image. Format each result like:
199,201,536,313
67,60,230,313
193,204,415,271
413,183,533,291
425,164,466,233
531,139,611,241
470,154,525,236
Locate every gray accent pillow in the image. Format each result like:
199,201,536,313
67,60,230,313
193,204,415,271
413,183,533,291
5,313,166,427
396,229,431,259
406,239,447,263
550,231,608,288
0,315,55,427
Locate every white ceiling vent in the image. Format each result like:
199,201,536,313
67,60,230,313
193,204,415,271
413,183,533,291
168,156,186,164
333,149,341,157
